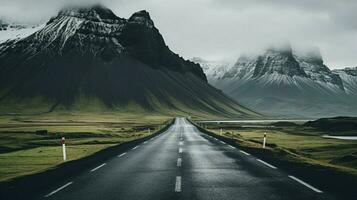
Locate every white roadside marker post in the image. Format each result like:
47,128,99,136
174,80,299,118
61,137,67,161
263,132,267,149
148,128,151,134
220,128,223,135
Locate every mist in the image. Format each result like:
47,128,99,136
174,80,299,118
1,0,356,68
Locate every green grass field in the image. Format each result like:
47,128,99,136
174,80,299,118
0,112,171,182
203,124,357,176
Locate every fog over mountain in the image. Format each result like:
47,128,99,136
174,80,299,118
1,0,357,68
194,44,357,118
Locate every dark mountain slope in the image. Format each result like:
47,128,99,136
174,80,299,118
0,5,258,118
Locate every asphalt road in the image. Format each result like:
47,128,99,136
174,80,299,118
35,118,335,200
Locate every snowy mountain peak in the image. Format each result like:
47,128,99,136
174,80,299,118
53,4,122,23
0,5,206,81
222,45,306,81
0,5,131,59
191,57,232,81
222,45,346,89
254,45,306,77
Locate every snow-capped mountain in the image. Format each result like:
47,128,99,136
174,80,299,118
0,5,258,118
190,57,232,83
205,44,357,118
333,67,357,95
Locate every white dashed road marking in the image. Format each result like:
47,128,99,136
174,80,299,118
118,153,126,157
132,145,140,150
44,182,73,197
239,150,250,156
90,163,106,172
257,159,277,169
288,176,323,193
179,148,183,153
177,158,182,167
175,176,182,192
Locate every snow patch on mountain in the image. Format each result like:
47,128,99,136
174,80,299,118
293,48,344,90
333,67,357,94
191,57,232,81
0,24,44,44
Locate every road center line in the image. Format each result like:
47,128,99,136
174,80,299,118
177,158,182,167
44,182,73,197
257,159,277,169
179,148,183,153
239,150,251,156
118,153,126,157
179,141,183,146
90,163,106,172
175,176,182,192
288,175,323,193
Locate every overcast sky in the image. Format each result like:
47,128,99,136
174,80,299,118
1,0,357,68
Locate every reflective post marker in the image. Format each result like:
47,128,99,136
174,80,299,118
61,137,67,161
263,132,267,148
220,128,223,135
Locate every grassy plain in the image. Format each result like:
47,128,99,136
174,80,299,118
203,122,357,175
0,112,171,182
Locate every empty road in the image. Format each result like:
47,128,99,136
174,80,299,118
36,118,334,200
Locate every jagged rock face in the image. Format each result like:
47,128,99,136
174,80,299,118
223,46,342,88
294,48,344,90
0,5,255,118
333,67,357,95
0,5,205,78
222,47,307,82
0,5,205,87
205,45,357,118
252,47,307,78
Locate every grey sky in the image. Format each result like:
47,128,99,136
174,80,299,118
0,0,356,68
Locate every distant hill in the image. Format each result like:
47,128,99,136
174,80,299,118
304,117,357,131
0,5,260,118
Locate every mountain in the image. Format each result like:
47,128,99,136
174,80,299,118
190,57,232,83
0,5,259,118
200,44,357,118
333,67,357,96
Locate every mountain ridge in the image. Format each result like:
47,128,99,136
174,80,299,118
0,5,258,118
193,46,357,118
